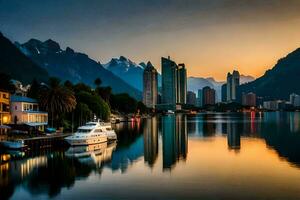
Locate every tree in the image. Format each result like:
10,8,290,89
64,80,74,90
76,91,110,120
110,93,137,113
27,79,40,99
96,86,112,103
39,77,77,128
94,78,102,88
75,103,93,126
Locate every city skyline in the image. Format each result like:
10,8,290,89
2,0,300,80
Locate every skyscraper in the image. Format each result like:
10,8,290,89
143,62,158,108
197,89,203,107
226,70,240,102
221,83,227,102
202,86,216,106
177,63,187,104
242,92,256,107
187,91,196,106
161,57,187,110
290,93,300,107
161,57,177,109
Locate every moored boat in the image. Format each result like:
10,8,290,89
65,121,117,146
0,140,27,149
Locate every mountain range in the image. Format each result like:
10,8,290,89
239,48,300,100
2,31,298,102
14,38,142,99
103,56,162,91
102,56,254,100
0,32,49,83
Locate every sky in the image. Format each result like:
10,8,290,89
1,0,300,81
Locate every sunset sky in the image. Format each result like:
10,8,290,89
1,0,300,80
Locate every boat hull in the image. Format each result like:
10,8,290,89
0,141,27,149
65,136,108,146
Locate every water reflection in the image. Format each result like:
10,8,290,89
65,142,116,168
162,114,188,171
143,116,158,168
2,112,300,199
226,122,241,151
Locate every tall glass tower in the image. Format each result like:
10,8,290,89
177,63,187,104
161,57,177,109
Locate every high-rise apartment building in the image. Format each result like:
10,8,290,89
187,91,196,106
143,62,158,109
177,63,187,104
202,86,216,106
226,70,240,102
242,92,256,107
161,57,187,110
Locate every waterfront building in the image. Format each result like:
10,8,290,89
11,80,30,96
187,91,197,106
0,91,11,133
197,89,203,107
263,100,288,111
177,63,187,104
160,57,187,111
10,95,48,131
202,86,216,106
226,70,240,102
161,57,177,110
242,92,256,107
221,83,227,102
143,62,158,109
290,93,300,107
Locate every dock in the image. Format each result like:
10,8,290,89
23,133,71,149
0,133,72,150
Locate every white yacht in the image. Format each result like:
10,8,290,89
65,121,117,146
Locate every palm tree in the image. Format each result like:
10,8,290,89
40,78,77,128
94,78,102,88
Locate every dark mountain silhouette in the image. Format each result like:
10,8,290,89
239,48,300,100
103,56,161,91
16,39,142,99
0,32,49,83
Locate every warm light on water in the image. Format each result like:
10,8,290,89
2,112,300,199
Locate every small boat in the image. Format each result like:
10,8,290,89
65,121,117,146
165,110,175,115
0,140,27,149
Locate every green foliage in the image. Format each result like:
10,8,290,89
137,101,148,113
39,77,77,128
96,86,112,103
110,93,138,113
27,79,40,99
76,91,110,120
74,103,93,126
94,78,102,87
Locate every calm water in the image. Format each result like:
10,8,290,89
2,112,300,200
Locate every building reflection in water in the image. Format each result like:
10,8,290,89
143,116,158,168
161,114,188,171
226,122,241,152
289,112,300,132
